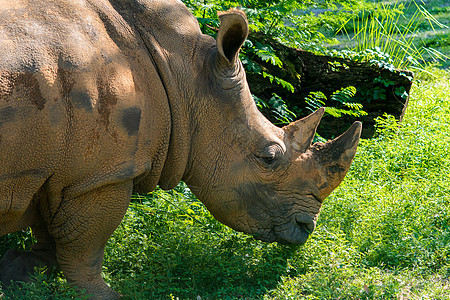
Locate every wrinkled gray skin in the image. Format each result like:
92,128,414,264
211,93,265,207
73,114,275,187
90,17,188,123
0,0,361,298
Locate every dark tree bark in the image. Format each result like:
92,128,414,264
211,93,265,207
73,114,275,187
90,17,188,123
246,33,414,138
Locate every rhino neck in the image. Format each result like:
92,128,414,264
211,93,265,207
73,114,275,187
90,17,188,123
108,0,206,189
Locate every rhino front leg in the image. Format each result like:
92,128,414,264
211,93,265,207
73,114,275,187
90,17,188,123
49,181,133,299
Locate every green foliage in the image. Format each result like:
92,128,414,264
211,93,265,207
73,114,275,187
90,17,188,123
306,85,367,117
254,42,283,68
0,230,35,255
304,91,327,112
261,72,295,93
183,0,344,50
373,113,400,138
0,267,88,299
183,0,426,126
254,93,297,125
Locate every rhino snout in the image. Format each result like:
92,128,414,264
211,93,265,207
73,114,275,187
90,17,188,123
273,213,316,245
296,214,316,234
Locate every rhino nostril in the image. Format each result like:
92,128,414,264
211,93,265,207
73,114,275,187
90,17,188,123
295,214,316,233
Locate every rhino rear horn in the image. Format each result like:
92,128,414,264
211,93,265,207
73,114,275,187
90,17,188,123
316,121,362,198
283,107,325,153
216,9,248,65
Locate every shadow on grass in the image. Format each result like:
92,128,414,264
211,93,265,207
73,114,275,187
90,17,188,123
0,236,298,299
106,230,300,299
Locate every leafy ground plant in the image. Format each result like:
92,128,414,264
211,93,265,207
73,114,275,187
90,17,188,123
0,267,89,300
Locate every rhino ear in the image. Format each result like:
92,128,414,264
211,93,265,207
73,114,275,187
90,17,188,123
216,9,248,65
283,108,325,153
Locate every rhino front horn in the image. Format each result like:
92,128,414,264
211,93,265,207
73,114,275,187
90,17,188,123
283,107,325,153
315,121,362,198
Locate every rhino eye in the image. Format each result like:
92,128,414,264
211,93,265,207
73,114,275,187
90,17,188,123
256,143,283,167
262,156,276,165
257,151,278,166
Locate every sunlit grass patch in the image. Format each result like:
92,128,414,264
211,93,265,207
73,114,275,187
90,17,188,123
266,267,450,299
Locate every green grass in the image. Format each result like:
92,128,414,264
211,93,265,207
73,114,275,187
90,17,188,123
1,67,449,299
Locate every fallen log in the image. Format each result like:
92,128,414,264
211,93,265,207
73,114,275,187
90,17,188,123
246,33,414,138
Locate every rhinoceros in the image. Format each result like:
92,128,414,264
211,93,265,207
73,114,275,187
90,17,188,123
0,0,361,298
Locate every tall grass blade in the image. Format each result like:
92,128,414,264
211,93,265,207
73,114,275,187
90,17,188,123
335,0,447,69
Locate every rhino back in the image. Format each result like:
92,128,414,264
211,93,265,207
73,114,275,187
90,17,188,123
0,0,172,234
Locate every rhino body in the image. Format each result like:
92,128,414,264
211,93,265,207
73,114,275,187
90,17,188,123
0,0,361,298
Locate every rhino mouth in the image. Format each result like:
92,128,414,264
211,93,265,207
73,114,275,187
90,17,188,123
254,214,316,245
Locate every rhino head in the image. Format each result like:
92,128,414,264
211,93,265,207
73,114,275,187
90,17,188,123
155,9,362,245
